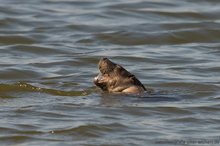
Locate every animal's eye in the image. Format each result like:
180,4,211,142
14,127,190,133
103,72,109,76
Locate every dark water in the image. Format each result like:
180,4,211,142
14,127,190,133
0,0,220,145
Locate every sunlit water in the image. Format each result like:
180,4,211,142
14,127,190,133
0,0,220,146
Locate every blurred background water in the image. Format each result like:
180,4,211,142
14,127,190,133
0,0,220,145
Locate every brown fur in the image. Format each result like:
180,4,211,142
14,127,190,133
93,58,146,94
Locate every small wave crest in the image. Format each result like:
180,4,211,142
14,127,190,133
0,82,90,97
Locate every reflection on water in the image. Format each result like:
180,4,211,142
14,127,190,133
0,0,220,145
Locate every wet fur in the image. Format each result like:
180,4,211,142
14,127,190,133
94,58,146,94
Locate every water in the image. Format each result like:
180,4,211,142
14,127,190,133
0,0,220,145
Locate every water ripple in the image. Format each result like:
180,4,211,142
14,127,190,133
0,82,89,97
0,0,220,145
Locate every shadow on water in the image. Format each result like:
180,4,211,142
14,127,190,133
96,89,182,107
139,94,181,102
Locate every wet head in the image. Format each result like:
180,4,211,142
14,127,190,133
98,58,117,75
94,58,146,94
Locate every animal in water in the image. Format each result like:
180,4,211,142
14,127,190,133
93,58,146,94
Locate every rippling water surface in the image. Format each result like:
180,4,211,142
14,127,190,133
1,0,220,145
